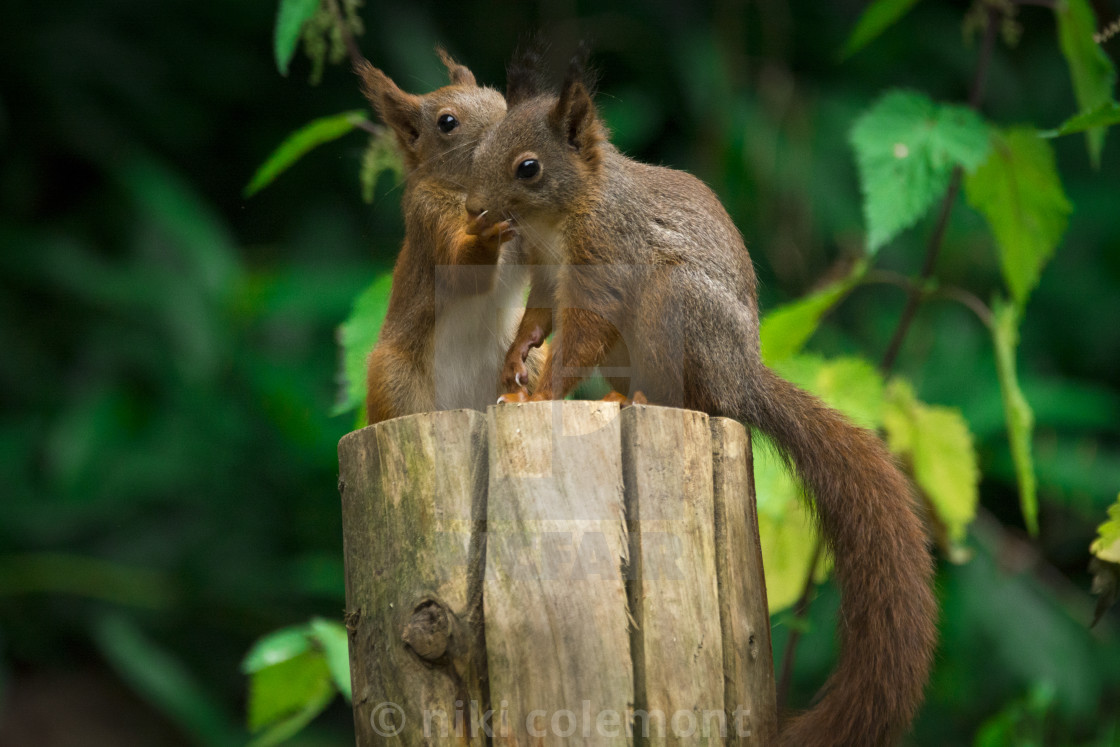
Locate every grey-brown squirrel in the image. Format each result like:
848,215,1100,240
463,53,938,746
355,50,535,425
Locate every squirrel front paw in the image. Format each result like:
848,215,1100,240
481,218,515,241
467,213,515,243
500,355,529,394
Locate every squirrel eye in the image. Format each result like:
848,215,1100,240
516,158,541,180
437,113,459,133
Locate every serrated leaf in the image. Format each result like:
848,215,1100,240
309,618,352,702
1055,0,1118,167
840,0,922,59
241,625,312,674
772,354,886,430
247,649,333,734
245,111,368,197
992,298,1039,535
760,259,867,364
274,0,321,76
360,126,404,203
964,128,1071,307
1040,101,1120,138
884,380,979,550
753,439,825,613
850,90,991,253
1091,494,1120,564
333,273,394,417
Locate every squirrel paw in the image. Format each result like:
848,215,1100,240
497,388,531,404
468,213,516,246
500,358,529,394
599,390,649,407
480,218,515,241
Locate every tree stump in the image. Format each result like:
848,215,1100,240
338,401,776,745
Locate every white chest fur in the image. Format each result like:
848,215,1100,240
431,257,530,410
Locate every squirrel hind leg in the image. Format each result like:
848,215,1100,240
625,273,758,414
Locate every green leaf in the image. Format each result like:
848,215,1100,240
93,614,239,747
333,273,394,418
759,259,868,364
274,0,321,76
360,126,404,204
247,649,334,737
753,438,825,614
241,625,313,674
840,0,922,59
309,618,352,702
884,380,979,553
964,128,1071,308
245,111,368,197
1040,101,1120,138
1091,494,1120,564
992,298,1039,536
772,354,886,430
1055,0,1118,167
850,90,991,253
973,682,1057,747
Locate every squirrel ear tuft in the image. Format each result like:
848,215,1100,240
506,38,549,106
436,46,477,87
355,60,423,152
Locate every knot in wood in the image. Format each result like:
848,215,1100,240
401,599,452,662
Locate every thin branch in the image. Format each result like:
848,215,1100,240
326,0,369,71
879,167,964,373
933,286,995,327
863,271,995,328
879,3,1000,373
354,119,379,135
862,268,918,293
776,539,823,714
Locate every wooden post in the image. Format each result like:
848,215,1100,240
339,402,776,745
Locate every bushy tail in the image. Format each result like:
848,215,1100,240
741,366,937,747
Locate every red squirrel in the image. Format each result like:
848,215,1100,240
356,51,536,425
464,54,937,746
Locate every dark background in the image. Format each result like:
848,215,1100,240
2,0,1119,744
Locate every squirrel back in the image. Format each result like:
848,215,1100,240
466,61,937,746
356,51,531,424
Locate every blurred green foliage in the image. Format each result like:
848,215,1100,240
2,0,1119,745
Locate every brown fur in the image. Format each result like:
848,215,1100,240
357,51,539,425
466,71,937,746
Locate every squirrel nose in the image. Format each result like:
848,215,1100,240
465,197,486,220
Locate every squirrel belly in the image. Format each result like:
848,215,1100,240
432,257,531,411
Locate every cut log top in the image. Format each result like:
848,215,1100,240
338,401,776,745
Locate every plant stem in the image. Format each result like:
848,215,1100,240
776,539,822,713
879,3,1000,373
326,0,368,71
879,168,964,372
